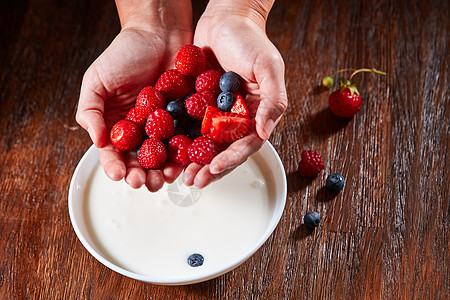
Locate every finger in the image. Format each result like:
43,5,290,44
124,151,146,189
163,161,184,184
76,66,109,148
182,163,203,186
193,165,233,189
209,132,264,175
145,169,165,192
99,144,126,181
254,48,288,140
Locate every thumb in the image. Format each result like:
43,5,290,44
76,68,109,148
254,50,288,140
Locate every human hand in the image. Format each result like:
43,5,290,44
76,0,193,192
182,1,287,188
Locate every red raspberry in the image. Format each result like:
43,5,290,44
138,138,167,169
155,69,194,101
195,69,222,94
110,119,143,151
187,136,219,165
185,91,217,120
175,44,207,76
328,88,362,118
125,107,146,131
145,109,175,140
135,86,166,119
168,135,193,165
298,150,325,177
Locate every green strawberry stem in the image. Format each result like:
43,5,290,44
349,68,387,82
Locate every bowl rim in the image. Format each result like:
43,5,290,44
68,141,287,285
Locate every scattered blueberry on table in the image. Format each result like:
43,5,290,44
304,212,321,230
187,253,204,267
325,173,345,192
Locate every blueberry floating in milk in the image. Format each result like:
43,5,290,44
187,253,204,267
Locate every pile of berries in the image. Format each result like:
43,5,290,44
109,44,252,169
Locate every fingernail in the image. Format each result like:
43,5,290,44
263,119,275,139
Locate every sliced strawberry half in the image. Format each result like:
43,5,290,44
230,94,250,118
210,111,251,144
201,106,221,134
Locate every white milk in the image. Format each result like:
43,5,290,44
84,152,275,280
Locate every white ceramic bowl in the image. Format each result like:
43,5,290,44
68,142,286,285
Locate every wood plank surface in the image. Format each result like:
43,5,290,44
0,0,448,299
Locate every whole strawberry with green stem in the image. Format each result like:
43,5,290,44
323,68,386,118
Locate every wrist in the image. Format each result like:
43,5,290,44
202,0,275,29
115,0,193,33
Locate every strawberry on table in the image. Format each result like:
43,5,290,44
185,91,217,120
168,135,193,165
175,44,207,76
135,86,166,119
155,69,194,100
328,87,362,118
209,111,251,144
138,138,167,169
145,109,175,140
187,136,220,165
110,119,143,151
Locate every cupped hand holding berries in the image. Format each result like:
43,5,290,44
76,0,193,191
184,1,288,188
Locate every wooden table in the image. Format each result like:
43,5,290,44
0,0,448,298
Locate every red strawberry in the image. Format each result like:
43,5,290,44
231,94,250,118
168,135,193,165
201,106,221,134
187,136,220,165
185,91,217,120
126,107,146,131
138,138,167,169
175,44,206,76
195,69,222,94
209,111,251,144
135,86,166,119
110,119,143,151
155,69,194,100
329,87,362,117
145,109,175,140
297,150,325,177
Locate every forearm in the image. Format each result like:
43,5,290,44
202,0,275,29
115,0,193,32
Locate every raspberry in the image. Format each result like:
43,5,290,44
187,136,219,165
145,109,174,140
195,69,222,94
185,91,216,120
175,44,207,76
298,150,325,177
138,138,167,169
125,107,146,131
168,135,193,165
155,69,194,101
135,86,166,119
110,119,143,151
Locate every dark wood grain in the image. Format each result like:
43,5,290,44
0,0,448,299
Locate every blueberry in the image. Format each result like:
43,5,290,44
303,211,320,230
325,173,345,192
187,253,204,267
173,119,186,135
217,91,236,111
166,100,185,119
219,71,241,92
